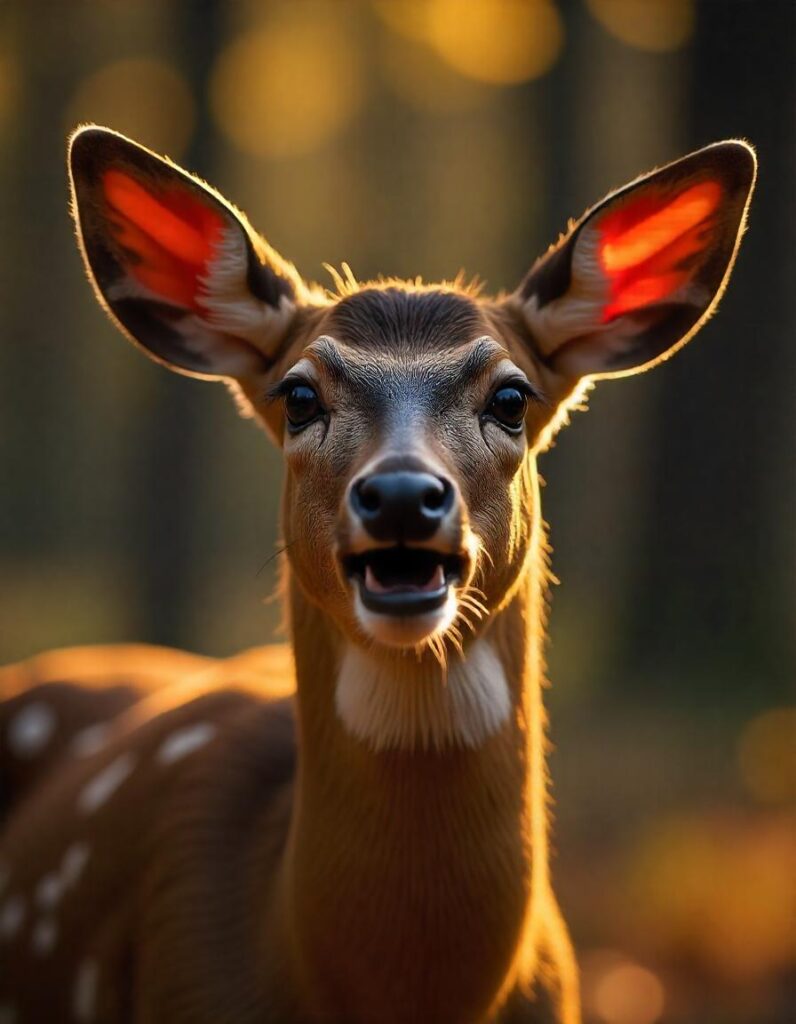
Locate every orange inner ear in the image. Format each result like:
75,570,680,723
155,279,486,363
598,180,722,321
103,170,224,311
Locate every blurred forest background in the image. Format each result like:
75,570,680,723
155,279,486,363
0,1,793,1022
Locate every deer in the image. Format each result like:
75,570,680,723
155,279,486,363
0,126,755,1024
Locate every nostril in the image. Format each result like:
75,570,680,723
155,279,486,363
421,478,453,516
354,479,380,515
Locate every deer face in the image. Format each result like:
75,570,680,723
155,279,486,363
257,289,561,652
69,126,755,671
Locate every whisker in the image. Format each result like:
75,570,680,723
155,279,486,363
446,624,464,657
458,594,488,620
469,582,488,603
459,592,486,612
428,638,441,673
455,611,478,637
256,540,295,578
429,634,449,680
461,583,488,604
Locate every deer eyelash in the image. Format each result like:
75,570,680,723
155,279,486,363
264,376,310,403
504,378,548,406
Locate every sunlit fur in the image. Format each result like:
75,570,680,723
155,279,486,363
0,130,755,1024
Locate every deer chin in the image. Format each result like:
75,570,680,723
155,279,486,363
343,546,464,648
352,585,459,648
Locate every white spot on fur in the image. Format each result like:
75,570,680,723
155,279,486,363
156,722,217,765
78,753,136,815
35,872,63,910
336,638,511,752
31,916,57,955
33,842,90,918
61,842,91,888
70,723,111,758
0,895,25,940
73,958,99,1022
7,701,56,757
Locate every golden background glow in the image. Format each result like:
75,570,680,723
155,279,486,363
586,0,694,53
427,0,564,84
1,3,792,1023
68,58,196,158
210,13,363,159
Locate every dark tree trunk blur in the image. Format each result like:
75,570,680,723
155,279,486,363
0,3,85,563
625,0,796,700
539,2,684,693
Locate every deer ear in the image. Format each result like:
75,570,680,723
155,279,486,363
509,141,756,380
69,125,304,379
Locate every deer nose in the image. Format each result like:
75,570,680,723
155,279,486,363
351,472,454,543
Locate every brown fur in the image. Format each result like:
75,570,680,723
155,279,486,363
0,129,755,1023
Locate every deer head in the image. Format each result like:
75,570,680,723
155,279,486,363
69,127,755,751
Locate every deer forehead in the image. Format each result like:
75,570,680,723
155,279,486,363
325,286,487,350
291,334,525,413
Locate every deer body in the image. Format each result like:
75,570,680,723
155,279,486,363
0,128,754,1023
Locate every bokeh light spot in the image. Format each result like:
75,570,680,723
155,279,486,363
738,706,796,804
67,58,195,159
373,0,433,43
381,32,494,114
210,18,362,160
593,961,665,1024
586,0,694,53
629,813,796,981
427,0,564,85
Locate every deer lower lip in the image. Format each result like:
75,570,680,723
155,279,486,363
344,547,461,617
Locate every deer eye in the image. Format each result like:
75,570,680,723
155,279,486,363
285,383,323,430
484,385,528,433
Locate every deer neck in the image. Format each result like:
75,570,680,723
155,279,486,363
272,516,551,1022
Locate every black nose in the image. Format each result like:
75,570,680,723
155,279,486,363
351,471,454,542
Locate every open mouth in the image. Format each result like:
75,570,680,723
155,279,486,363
344,547,463,617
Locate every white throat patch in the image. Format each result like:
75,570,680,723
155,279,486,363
335,639,511,752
